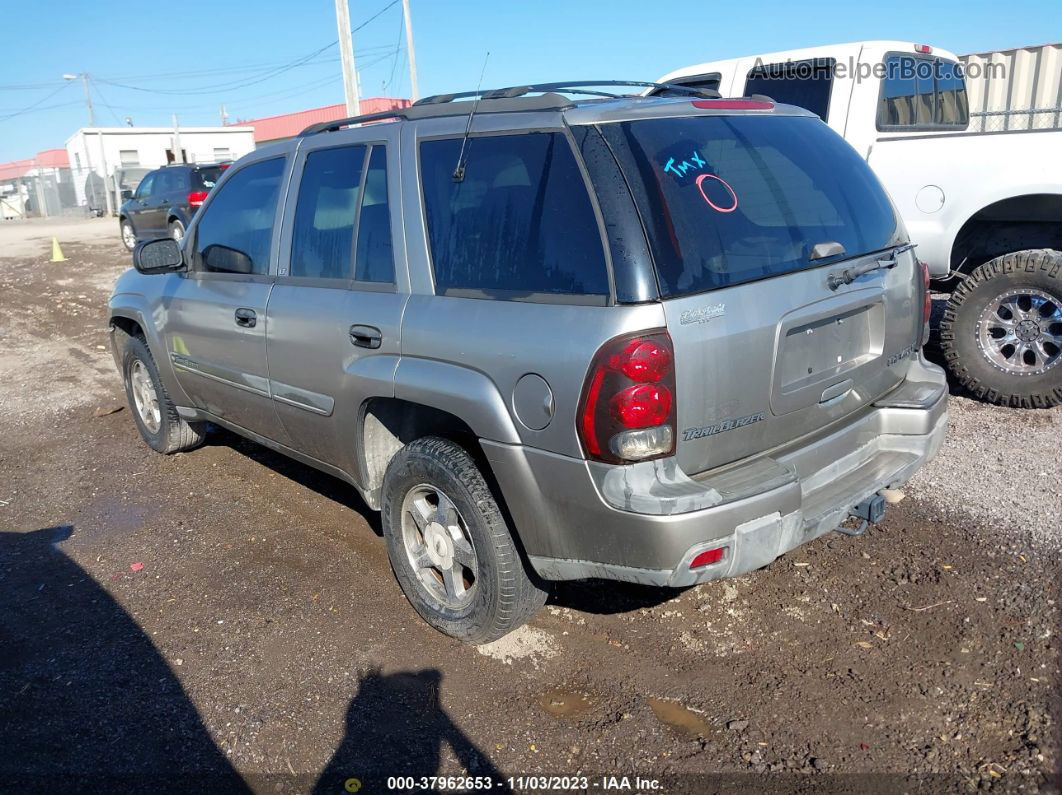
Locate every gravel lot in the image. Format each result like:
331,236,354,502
0,220,1058,793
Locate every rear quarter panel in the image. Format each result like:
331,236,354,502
868,130,1062,275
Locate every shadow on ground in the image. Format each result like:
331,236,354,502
0,526,248,792
548,579,683,614
314,669,510,794
0,527,508,792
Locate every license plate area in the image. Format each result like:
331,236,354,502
771,290,884,416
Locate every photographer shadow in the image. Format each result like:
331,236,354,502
0,526,247,792
314,668,510,794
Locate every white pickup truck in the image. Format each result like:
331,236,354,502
658,41,1062,407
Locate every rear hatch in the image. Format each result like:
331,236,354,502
598,111,923,475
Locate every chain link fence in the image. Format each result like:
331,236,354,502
0,167,81,221
969,108,1062,132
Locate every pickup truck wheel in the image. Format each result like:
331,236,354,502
381,437,548,644
120,219,137,251
121,335,207,453
940,249,1062,408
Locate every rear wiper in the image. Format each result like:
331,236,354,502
826,243,917,290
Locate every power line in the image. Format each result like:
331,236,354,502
91,82,125,125
384,8,405,92
96,0,400,97
0,82,73,122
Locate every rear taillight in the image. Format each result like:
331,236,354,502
579,331,676,464
920,260,932,345
188,191,209,207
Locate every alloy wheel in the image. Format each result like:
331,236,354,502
129,359,161,433
400,484,479,609
976,288,1062,375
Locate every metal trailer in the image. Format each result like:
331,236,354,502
960,42,1062,132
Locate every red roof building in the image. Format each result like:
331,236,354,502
231,97,411,144
0,149,70,182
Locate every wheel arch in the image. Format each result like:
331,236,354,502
108,300,191,407
357,397,484,508
949,192,1062,275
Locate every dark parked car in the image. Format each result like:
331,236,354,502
118,163,228,250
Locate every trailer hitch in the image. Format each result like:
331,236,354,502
836,494,887,536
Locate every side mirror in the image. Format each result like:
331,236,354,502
133,238,185,274
121,189,133,201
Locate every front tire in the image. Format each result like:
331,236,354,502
381,437,548,643
940,249,1062,408
121,335,207,453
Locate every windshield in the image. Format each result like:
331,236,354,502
600,115,901,297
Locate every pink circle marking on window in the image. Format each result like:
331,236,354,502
695,173,738,213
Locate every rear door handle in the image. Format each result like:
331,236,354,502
349,324,382,349
235,308,257,328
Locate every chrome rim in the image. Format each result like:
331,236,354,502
122,223,136,248
976,288,1062,376
400,484,478,609
129,359,161,433
170,223,184,242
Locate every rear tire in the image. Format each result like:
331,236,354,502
121,335,207,453
120,219,137,251
168,219,185,242
940,249,1062,408
381,436,548,644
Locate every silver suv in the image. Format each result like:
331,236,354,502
109,82,948,643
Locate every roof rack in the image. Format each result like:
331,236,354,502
415,80,721,105
298,80,726,137
299,109,409,137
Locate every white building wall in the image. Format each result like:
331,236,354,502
65,127,256,208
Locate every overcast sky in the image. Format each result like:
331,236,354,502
0,0,1055,161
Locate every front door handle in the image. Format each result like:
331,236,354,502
349,324,382,349
235,308,257,328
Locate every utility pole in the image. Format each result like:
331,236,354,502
334,0,361,117
172,114,185,164
97,130,114,216
63,73,95,126
220,104,228,126
401,0,420,101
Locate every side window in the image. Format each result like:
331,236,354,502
290,145,366,279
354,146,394,283
194,157,285,275
744,59,835,121
155,171,177,195
878,56,969,129
134,172,155,200
934,61,969,125
419,132,608,298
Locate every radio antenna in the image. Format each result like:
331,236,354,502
452,51,490,182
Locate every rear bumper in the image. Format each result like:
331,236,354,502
483,356,948,587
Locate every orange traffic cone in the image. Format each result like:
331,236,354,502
50,238,67,262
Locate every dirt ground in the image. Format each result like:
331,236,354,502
0,220,1059,794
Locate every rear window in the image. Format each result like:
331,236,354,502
599,115,899,297
743,58,834,121
878,56,969,129
419,132,609,299
193,166,225,190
